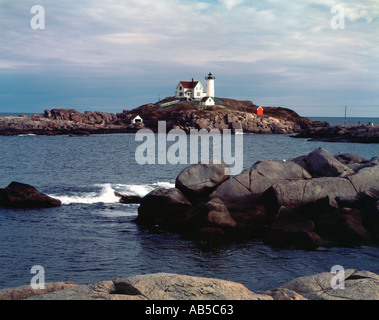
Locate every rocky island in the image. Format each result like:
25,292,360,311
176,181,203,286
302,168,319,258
0,98,322,136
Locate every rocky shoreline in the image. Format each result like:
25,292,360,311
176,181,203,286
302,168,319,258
2,102,378,143
1,270,378,300
293,123,379,143
0,99,321,136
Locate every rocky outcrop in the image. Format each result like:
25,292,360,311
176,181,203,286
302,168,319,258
0,110,142,136
0,99,320,136
294,124,379,143
157,106,311,134
136,148,379,248
0,182,61,208
277,269,379,300
1,270,378,300
44,109,117,125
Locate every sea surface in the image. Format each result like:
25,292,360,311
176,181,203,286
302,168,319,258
309,116,378,126
0,117,378,293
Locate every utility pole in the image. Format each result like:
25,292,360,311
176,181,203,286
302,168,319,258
344,105,347,125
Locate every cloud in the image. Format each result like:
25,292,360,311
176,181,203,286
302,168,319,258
219,0,246,10
0,0,378,115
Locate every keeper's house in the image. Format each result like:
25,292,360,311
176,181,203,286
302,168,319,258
175,78,205,101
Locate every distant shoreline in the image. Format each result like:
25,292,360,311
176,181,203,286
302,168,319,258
293,123,379,143
0,99,323,136
0,106,378,142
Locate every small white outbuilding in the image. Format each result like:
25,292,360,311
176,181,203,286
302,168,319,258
200,96,215,106
131,115,143,124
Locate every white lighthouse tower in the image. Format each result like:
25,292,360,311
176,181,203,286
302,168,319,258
205,72,215,98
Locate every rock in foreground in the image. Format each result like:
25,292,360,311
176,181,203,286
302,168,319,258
0,273,272,300
1,270,378,300
278,269,379,300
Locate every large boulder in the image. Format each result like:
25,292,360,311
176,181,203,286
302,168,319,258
137,188,192,225
175,162,231,202
317,208,370,243
112,273,272,300
279,269,379,300
185,198,237,230
210,160,311,211
265,206,325,249
0,182,61,208
347,165,379,194
334,153,368,165
262,177,358,218
303,148,354,177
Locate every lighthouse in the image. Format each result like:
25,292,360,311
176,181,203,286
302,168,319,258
205,72,215,98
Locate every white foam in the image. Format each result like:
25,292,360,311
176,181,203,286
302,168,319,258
52,183,119,205
113,181,175,197
50,182,175,205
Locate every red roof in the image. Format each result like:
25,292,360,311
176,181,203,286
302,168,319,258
180,81,200,89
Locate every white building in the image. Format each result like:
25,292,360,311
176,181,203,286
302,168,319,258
175,73,215,105
175,79,205,101
131,115,143,124
205,72,215,98
200,97,215,106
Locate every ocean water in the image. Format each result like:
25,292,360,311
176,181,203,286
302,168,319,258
309,117,379,126
0,124,379,293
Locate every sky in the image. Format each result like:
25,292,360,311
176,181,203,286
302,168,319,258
0,0,378,117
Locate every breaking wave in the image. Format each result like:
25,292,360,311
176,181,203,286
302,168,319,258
50,182,175,205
